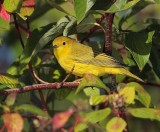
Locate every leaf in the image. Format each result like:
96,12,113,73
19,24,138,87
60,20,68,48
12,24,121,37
119,85,135,104
0,17,10,29
126,82,151,107
63,16,77,36
52,108,74,130
0,5,10,22
106,117,127,132
0,74,21,89
3,113,24,132
15,104,48,117
76,74,110,94
128,108,160,121
46,0,69,15
89,95,108,106
18,0,35,20
105,0,140,13
75,108,111,131
5,93,17,106
125,31,153,70
83,87,100,96
3,0,22,13
74,0,96,23
76,14,96,33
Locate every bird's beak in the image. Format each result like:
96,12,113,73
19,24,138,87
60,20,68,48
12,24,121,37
53,44,58,48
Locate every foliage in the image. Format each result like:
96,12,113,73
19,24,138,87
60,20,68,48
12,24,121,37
0,0,160,131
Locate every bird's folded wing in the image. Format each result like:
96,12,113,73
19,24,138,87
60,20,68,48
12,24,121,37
73,53,125,68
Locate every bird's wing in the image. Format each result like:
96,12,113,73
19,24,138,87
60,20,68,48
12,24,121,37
70,42,94,60
73,53,125,68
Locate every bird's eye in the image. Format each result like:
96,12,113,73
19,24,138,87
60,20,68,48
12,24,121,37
63,42,66,45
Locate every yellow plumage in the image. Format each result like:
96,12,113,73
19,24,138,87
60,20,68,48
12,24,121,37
52,36,143,82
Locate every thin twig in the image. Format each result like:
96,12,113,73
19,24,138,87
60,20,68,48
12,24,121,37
12,14,25,49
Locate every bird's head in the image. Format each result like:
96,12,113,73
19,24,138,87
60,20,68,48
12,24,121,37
52,36,74,59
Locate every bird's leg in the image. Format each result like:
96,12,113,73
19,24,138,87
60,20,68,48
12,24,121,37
59,65,75,87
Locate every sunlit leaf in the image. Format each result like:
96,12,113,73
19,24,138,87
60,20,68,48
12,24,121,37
3,113,24,132
106,0,140,13
128,108,160,121
74,0,96,23
83,87,100,96
106,117,127,132
3,0,22,13
119,85,135,104
89,95,108,106
126,82,151,107
0,74,21,89
18,0,35,20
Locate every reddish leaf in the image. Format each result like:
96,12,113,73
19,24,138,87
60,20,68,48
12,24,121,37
52,108,74,130
0,5,10,22
18,0,35,19
3,113,24,132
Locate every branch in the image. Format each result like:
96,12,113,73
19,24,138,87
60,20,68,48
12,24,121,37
0,82,79,95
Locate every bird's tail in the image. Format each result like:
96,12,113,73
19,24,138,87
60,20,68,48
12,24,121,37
105,68,144,82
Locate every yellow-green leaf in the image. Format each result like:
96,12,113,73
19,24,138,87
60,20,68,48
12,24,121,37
128,108,160,121
0,74,21,89
106,117,127,132
119,85,135,104
89,95,108,106
126,82,151,107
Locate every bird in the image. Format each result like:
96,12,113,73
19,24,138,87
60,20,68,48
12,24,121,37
52,36,143,82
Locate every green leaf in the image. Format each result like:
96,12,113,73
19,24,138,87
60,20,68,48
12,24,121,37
83,87,100,96
20,24,53,64
128,108,160,121
74,0,96,23
106,0,140,13
46,0,69,15
126,82,151,107
0,18,10,30
15,104,48,117
0,74,21,89
76,14,96,33
76,74,110,94
119,85,135,104
3,0,22,12
89,95,107,106
125,31,153,70
5,93,17,106
75,108,111,131
63,16,77,36
106,117,127,132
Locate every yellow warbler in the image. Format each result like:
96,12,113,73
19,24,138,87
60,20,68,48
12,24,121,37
52,36,143,82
